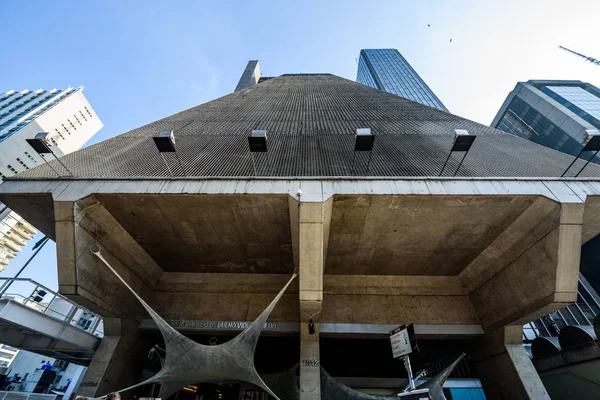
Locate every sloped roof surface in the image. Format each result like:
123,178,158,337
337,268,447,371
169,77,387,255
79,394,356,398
12,74,600,179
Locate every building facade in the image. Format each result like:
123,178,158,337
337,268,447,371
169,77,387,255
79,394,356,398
356,49,448,111
2,349,87,398
2,73,600,400
491,80,600,164
0,87,103,269
0,345,18,368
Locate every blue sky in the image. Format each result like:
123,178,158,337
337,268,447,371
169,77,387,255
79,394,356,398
1,0,600,293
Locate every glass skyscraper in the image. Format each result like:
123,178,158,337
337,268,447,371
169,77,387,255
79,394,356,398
356,49,448,111
492,80,600,162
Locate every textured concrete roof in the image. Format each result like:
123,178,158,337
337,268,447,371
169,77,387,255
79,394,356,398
12,74,600,179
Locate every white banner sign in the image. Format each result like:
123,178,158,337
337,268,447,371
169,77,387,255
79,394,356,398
390,324,412,358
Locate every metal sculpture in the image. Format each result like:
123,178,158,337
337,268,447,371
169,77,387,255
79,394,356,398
261,353,466,400
89,245,297,400
410,353,466,400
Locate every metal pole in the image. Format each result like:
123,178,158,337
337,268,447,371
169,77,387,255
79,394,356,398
40,154,61,177
0,236,49,296
453,151,469,177
174,152,187,176
161,153,174,176
574,149,600,177
561,148,585,177
365,149,374,176
403,355,416,390
251,153,257,176
48,148,73,176
439,152,453,176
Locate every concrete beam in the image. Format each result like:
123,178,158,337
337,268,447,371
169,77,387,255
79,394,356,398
6,178,600,205
157,273,464,296
152,274,473,325
139,319,483,338
55,201,78,295
55,197,160,319
469,203,584,330
75,196,163,288
474,326,550,400
459,197,559,293
0,192,57,239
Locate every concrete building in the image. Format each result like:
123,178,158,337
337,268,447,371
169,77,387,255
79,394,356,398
0,207,36,270
234,60,261,92
491,80,600,164
3,73,600,399
356,49,448,111
0,87,103,269
234,60,274,92
0,345,18,368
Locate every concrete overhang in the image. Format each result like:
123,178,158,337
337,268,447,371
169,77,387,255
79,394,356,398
2,177,600,332
0,177,598,223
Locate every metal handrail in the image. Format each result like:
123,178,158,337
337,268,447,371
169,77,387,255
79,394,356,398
0,277,104,338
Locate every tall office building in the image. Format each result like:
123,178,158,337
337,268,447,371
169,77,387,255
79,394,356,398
492,80,600,162
0,87,103,269
4,72,600,399
356,49,448,111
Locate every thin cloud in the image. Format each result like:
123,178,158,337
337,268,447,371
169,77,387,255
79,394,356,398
210,73,219,90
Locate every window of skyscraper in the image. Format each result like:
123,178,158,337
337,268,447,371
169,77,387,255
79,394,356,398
356,49,448,112
544,85,600,123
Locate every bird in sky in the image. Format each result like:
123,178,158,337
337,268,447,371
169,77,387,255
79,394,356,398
450,38,453,43
428,24,430,27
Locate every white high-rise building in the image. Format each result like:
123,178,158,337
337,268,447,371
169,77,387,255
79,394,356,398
0,87,103,269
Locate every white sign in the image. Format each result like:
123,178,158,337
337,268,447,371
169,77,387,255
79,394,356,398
390,324,412,358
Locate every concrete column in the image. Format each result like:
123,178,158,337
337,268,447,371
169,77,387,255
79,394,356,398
474,325,550,400
293,200,330,400
77,318,148,399
300,318,321,400
54,201,77,295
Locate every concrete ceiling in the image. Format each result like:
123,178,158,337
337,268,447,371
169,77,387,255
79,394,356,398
97,194,293,273
97,193,539,277
326,195,537,276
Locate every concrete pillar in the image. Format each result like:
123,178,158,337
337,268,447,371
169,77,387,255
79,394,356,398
474,325,550,400
300,316,321,400
294,200,329,400
77,318,148,399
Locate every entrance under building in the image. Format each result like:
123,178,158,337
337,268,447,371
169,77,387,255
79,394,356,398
132,334,485,399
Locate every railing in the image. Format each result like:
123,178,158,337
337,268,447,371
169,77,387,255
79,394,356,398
0,392,56,400
0,278,104,338
523,275,600,341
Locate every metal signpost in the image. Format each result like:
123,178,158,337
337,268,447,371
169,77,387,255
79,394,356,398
390,324,420,391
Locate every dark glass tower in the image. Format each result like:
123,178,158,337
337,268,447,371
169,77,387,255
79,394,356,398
492,80,600,162
356,49,448,112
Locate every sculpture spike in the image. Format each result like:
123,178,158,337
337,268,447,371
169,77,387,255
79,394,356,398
88,245,296,400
